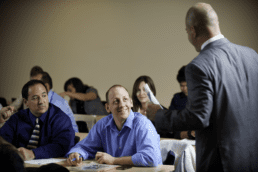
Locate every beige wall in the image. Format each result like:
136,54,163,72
0,0,257,108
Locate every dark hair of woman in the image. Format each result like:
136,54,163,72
132,75,156,112
64,77,89,93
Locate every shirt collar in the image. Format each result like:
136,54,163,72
201,34,224,50
105,110,134,131
29,104,49,124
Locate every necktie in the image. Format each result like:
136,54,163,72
27,118,40,149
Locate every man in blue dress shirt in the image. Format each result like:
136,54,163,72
0,80,75,160
31,71,79,133
66,85,162,167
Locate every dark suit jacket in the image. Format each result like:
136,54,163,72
155,38,258,172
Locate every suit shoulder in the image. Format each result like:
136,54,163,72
48,103,68,119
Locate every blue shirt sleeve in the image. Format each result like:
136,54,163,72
131,118,162,167
65,121,103,159
50,92,79,133
33,113,75,159
62,99,79,133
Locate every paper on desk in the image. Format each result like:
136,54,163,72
69,162,119,172
25,158,66,165
144,83,163,109
181,139,196,146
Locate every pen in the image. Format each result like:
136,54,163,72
72,155,83,161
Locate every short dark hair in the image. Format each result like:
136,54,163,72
177,66,186,83
30,66,43,77
64,77,86,93
132,75,156,112
40,72,53,89
22,80,48,100
106,85,129,103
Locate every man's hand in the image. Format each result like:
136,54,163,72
66,152,83,166
95,152,115,165
191,130,195,137
0,106,15,123
17,147,35,161
146,103,161,122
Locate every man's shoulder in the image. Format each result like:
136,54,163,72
50,91,67,104
95,114,112,126
48,103,69,119
131,112,150,126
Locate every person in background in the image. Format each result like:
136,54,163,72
169,66,188,111
66,85,162,167
169,66,195,140
0,80,75,160
10,66,43,112
31,71,79,133
60,77,108,115
132,75,156,116
147,2,258,171
0,136,25,172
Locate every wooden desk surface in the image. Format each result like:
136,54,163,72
25,159,174,172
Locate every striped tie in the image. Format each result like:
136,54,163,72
27,118,40,149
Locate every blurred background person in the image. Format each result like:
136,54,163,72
60,77,108,115
169,66,195,139
132,75,156,116
169,66,188,111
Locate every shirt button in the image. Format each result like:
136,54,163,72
118,134,120,136
119,147,121,149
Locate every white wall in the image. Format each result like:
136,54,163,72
0,0,257,107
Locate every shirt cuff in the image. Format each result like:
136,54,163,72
65,147,89,160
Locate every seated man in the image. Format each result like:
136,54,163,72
66,85,162,167
32,71,78,133
0,80,75,160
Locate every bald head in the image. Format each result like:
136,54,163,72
186,3,220,37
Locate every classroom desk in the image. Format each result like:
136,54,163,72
25,158,174,172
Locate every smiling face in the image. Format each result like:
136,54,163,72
107,86,133,123
24,83,49,117
136,81,150,104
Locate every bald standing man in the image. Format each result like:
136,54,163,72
147,3,258,172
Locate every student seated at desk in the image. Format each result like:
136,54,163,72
60,77,108,115
0,80,75,161
132,75,156,116
66,85,162,167
169,66,195,140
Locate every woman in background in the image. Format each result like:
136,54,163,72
60,77,108,115
132,75,156,116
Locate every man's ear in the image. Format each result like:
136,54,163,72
105,103,110,113
23,98,28,108
190,26,196,38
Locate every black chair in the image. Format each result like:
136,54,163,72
74,136,80,145
76,121,89,133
